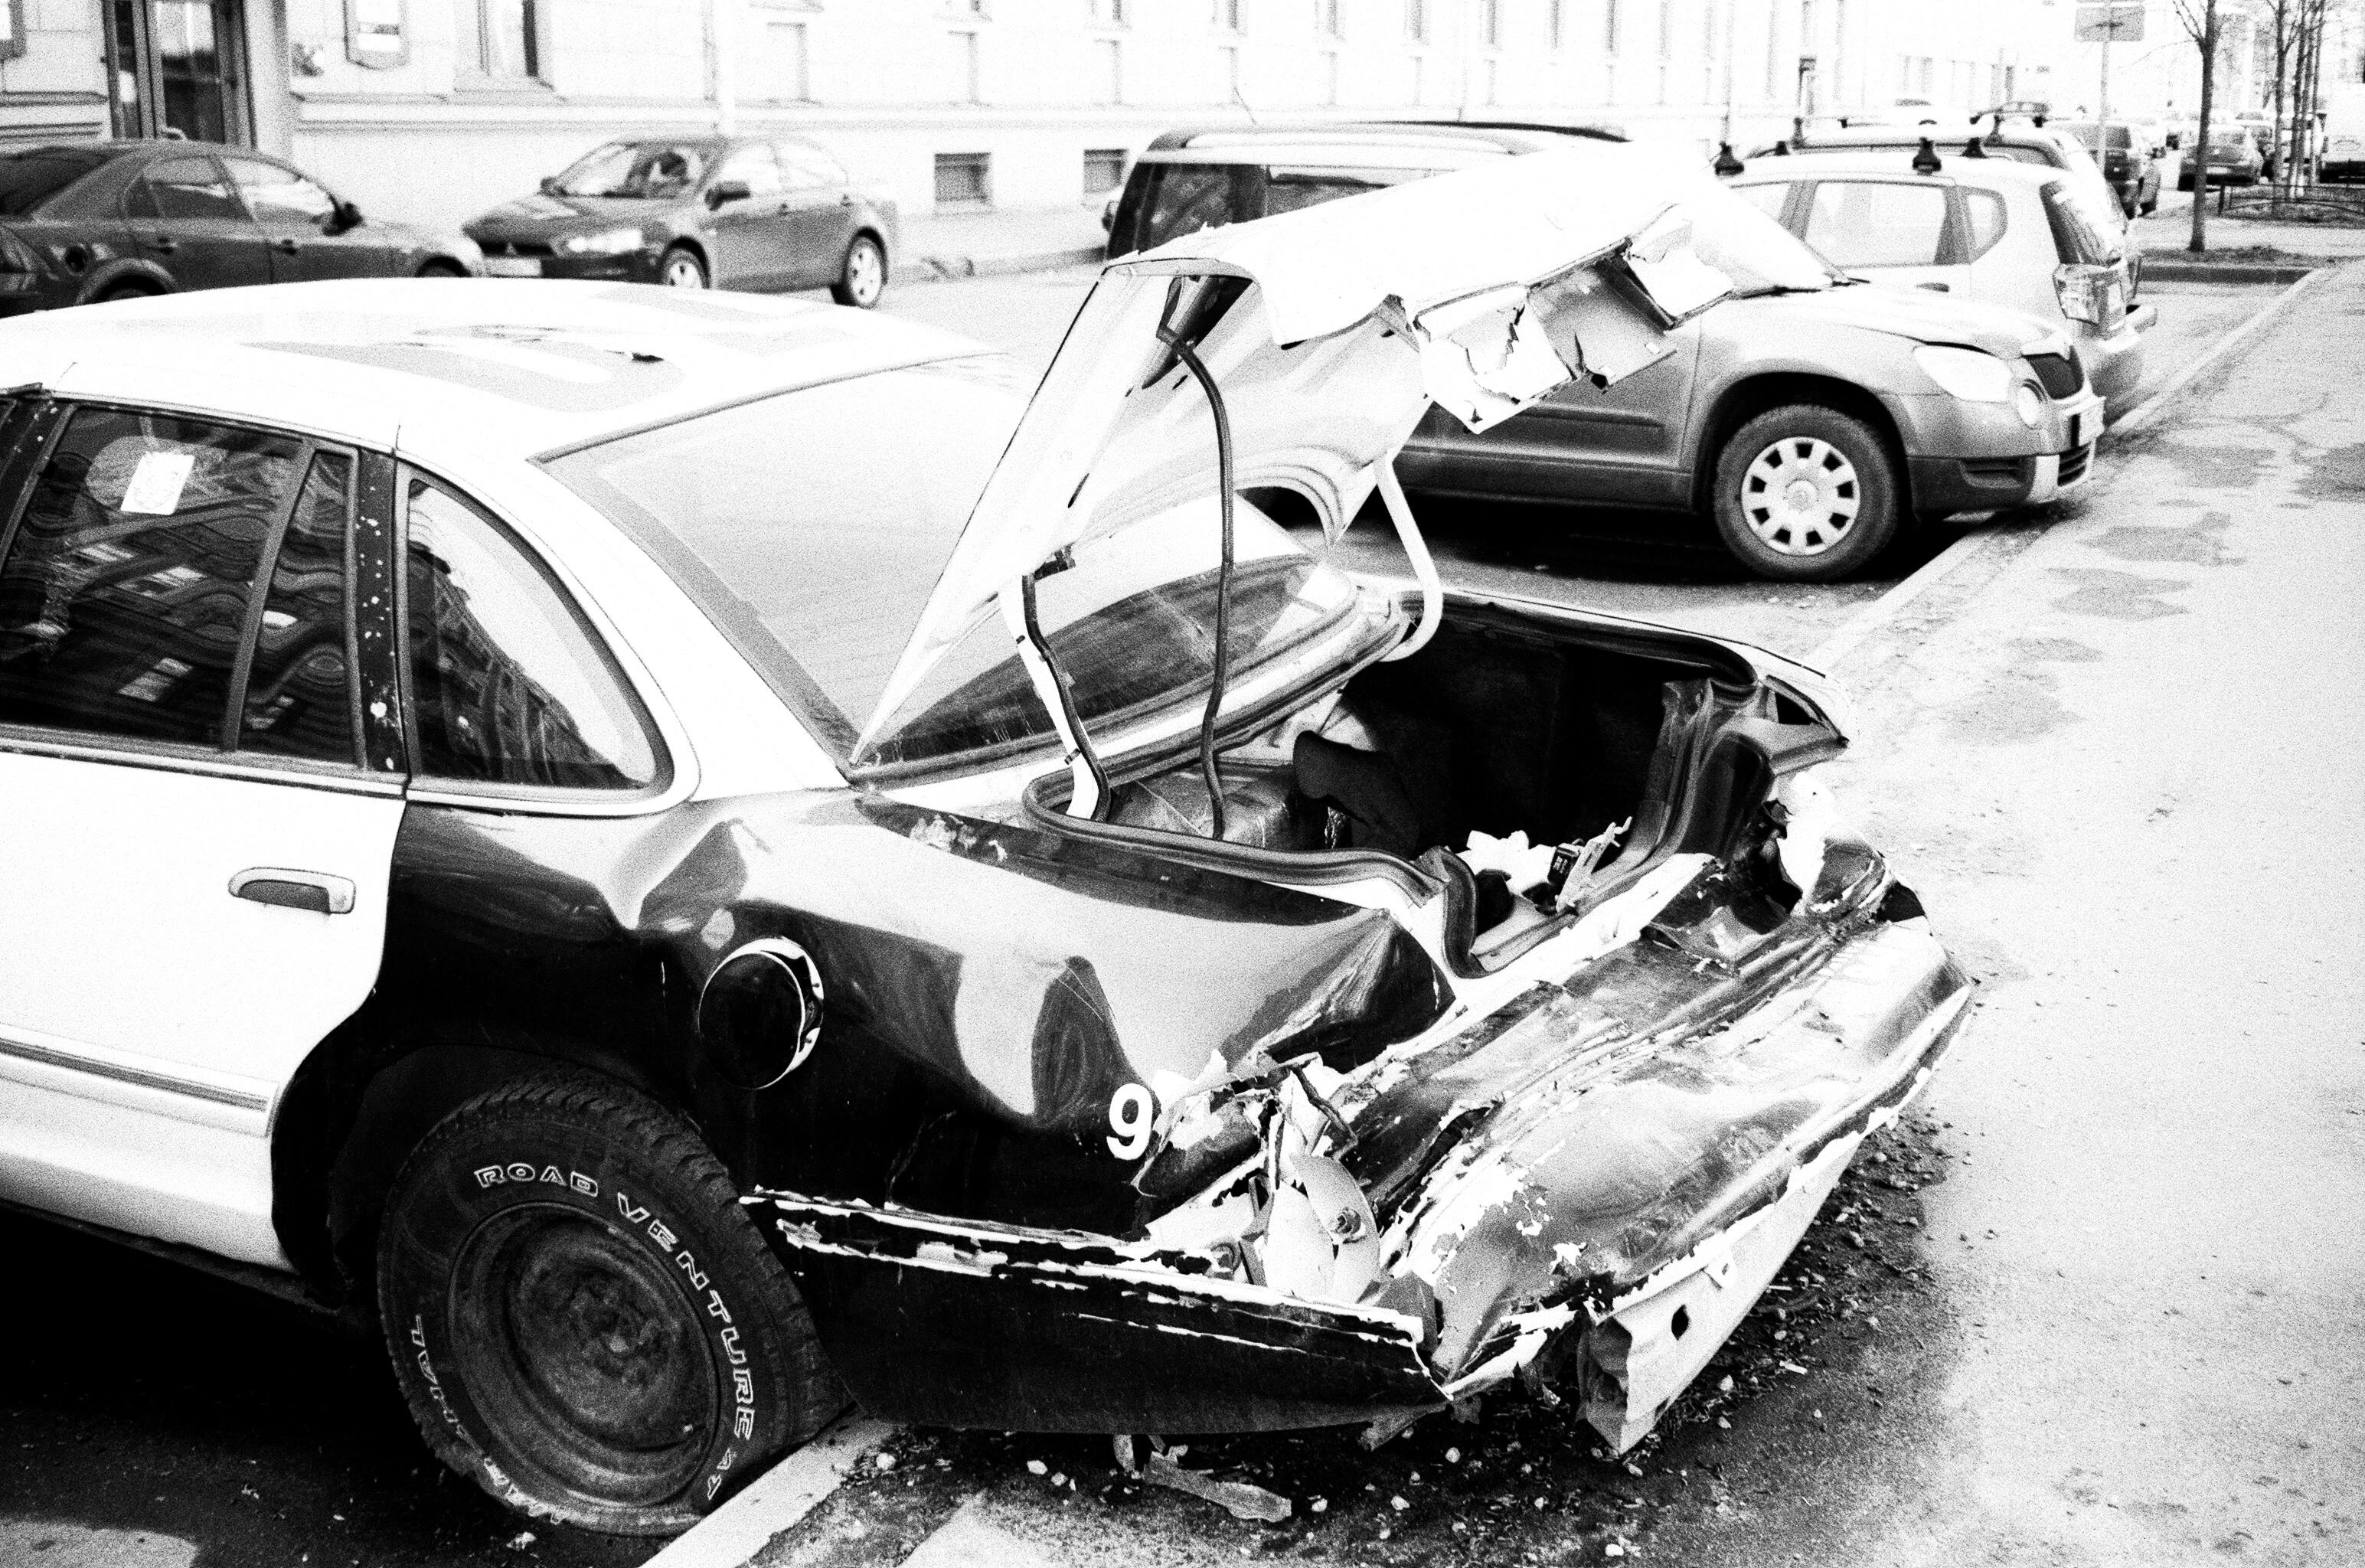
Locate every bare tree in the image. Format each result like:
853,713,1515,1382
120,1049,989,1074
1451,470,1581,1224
2174,0,2223,250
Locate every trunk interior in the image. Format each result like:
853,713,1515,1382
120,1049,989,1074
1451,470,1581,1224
1021,599,1774,972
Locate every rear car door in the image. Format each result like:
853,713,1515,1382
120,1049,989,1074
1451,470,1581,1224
776,144,861,289
122,155,269,291
224,155,397,282
0,400,405,1267
707,142,792,289
1797,177,1970,294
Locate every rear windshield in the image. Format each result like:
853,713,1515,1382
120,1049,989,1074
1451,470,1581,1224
544,358,1370,771
1122,161,1428,253
2041,178,2121,264
0,147,112,217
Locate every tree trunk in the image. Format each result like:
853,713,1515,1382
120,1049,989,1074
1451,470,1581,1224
2190,2,2216,253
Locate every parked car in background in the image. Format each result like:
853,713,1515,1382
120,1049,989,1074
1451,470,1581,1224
1104,121,1621,259
2180,127,2265,188
0,150,1974,1535
2320,83,2365,181
1118,126,2099,580
1750,120,2130,238
0,141,479,314
2053,122,2162,215
465,136,897,305
1726,149,2154,405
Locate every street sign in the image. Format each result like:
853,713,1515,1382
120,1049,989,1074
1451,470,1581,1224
2076,4,2145,43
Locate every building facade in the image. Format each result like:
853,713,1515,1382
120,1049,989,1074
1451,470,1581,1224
0,2,2086,232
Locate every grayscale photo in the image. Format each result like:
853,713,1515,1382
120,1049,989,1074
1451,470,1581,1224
0,2,2354,1566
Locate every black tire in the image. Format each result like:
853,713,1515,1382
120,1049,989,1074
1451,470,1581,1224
830,233,887,309
659,243,709,289
417,260,469,279
1710,403,1901,582
377,1073,842,1536
95,281,161,304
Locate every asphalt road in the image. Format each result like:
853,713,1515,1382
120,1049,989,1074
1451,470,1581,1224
2,263,2347,1568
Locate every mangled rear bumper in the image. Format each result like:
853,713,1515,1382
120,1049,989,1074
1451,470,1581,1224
752,916,1969,1445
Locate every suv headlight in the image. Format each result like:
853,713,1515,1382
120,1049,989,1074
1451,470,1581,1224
1913,345,2016,403
560,226,647,256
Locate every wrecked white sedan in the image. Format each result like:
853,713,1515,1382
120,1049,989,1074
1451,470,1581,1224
0,145,1966,1536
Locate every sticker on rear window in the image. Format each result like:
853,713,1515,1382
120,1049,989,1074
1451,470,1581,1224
119,450,196,515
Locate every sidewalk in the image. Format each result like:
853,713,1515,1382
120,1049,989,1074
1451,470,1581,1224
2132,188,2365,280
900,205,1107,283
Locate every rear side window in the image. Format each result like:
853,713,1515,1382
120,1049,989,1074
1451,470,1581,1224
223,157,339,226
241,452,358,763
1990,146,2056,167
0,408,303,750
714,143,784,197
1963,190,2008,260
401,476,660,792
1730,181,1792,220
133,157,246,222
1802,180,1949,267
1261,166,1422,217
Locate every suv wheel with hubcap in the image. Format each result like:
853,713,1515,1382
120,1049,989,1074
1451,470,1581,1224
377,1074,842,1535
1710,403,1901,581
660,245,709,289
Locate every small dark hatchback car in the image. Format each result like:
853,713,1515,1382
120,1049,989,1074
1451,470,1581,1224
0,141,481,313
465,136,899,306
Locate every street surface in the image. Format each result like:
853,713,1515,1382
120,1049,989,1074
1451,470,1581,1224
5,259,2357,1568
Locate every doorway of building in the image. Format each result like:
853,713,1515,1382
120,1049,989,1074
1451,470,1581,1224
106,0,252,145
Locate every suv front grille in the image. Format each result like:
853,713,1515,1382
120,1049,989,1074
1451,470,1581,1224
2027,350,2085,400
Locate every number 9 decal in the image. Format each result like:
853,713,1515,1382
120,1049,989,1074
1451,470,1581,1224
1106,1083,1155,1160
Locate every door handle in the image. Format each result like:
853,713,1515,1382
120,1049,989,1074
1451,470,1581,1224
149,234,178,254
1916,281,1951,292
272,237,301,255
230,867,356,915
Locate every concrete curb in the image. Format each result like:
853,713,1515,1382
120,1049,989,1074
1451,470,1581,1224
2142,259,2327,285
909,243,1102,283
640,1413,900,1568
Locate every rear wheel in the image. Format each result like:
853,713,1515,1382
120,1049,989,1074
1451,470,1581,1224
95,281,161,304
377,1073,842,1535
1710,403,1900,582
831,234,886,309
417,260,469,279
660,244,709,289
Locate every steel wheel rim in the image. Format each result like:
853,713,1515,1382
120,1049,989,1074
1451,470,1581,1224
846,241,883,305
1741,435,1861,556
662,253,705,289
449,1204,718,1508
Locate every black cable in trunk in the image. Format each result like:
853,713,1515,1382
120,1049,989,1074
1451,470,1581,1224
1156,323,1236,844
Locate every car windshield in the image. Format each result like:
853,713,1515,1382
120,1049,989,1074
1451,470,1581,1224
0,147,111,216
550,142,712,198
1677,185,1841,294
544,357,1373,772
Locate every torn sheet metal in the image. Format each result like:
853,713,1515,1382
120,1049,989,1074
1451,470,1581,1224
755,903,1969,1449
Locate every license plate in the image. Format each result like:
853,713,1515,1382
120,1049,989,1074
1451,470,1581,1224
483,256,541,277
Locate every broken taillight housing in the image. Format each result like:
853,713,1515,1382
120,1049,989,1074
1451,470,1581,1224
2053,262,2126,332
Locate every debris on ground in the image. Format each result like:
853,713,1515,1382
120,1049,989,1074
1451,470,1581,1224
1142,1452,1294,1522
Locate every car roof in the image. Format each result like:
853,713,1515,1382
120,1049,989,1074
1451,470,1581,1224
1726,152,2065,191
0,279,982,460
1133,120,1615,167
1772,126,2068,155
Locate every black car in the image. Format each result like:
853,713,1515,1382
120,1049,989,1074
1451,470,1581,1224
465,137,900,307
0,141,481,314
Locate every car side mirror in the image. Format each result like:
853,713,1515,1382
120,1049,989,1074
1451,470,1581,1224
538,175,560,194
326,200,362,234
706,179,751,210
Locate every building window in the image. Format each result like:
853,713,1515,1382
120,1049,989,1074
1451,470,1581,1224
946,28,980,102
1764,0,1781,99
935,152,990,207
1549,0,1566,51
756,21,811,102
1216,0,1244,34
1093,37,1121,103
1083,147,1126,196
1406,0,1428,45
1481,0,1501,48
1603,0,1620,55
460,0,544,83
1324,46,1340,103
1090,0,1126,22
1319,0,1342,38
1659,0,1674,59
